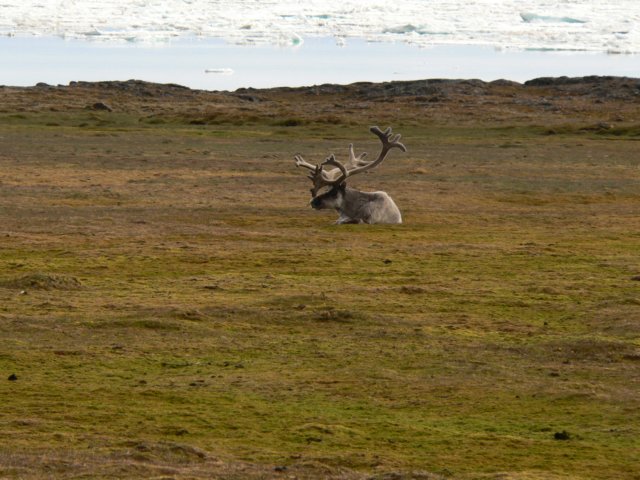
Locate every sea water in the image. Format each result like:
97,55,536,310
1,1,638,89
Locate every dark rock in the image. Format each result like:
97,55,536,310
92,102,113,112
525,76,569,87
233,93,262,102
554,430,571,440
234,87,258,94
524,76,640,101
490,79,521,87
274,465,288,472
8,373,17,381
70,79,192,97
300,83,350,95
525,76,614,86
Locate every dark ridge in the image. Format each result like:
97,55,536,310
524,75,639,86
524,76,640,100
8,76,637,99
257,78,494,98
253,76,640,101
68,79,190,90
67,79,194,97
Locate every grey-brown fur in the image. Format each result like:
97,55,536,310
311,183,402,224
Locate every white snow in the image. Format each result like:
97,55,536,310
0,0,639,53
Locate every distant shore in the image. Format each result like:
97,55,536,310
3,76,639,139
1,36,638,91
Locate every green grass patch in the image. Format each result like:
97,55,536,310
1,110,639,479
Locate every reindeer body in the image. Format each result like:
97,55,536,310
295,126,406,225
311,184,402,224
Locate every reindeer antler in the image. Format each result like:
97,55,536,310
347,143,369,168
355,126,407,173
294,126,406,197
295,153,340,196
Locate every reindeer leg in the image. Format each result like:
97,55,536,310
335,214,360,224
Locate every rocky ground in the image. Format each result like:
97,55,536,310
2,76,640,129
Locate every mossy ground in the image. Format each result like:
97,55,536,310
1,83,639,479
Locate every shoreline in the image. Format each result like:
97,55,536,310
1,36,638,91
7,74,640,94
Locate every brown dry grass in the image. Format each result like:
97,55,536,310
1,78,639,479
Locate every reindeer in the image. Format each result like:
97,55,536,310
294,126,406,224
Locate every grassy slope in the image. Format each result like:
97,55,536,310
0,86,639,479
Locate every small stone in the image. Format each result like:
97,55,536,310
92,102,113,112
8,373,17,381
274,465,288,472
554,430,571,440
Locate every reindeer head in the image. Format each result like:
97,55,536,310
294,126,407,200
310,182,346,210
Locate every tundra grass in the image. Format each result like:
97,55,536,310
1,114,639,479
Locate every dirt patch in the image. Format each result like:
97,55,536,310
399,286,427,295
122,440,209,464
0,444,374,480
1,273,83,290
542,338,636,363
